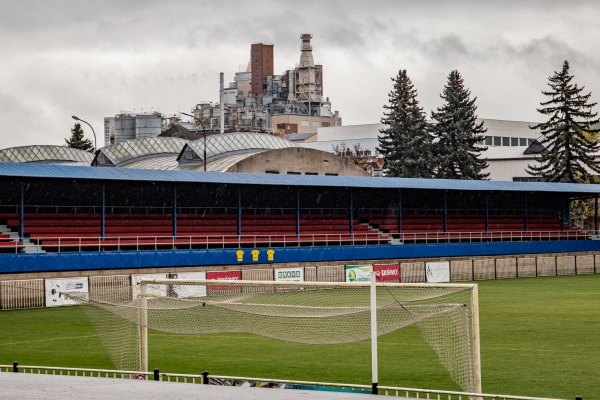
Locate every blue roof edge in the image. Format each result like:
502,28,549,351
0,163,598,194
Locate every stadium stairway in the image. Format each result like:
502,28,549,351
0,224,44,253
360,221,399,244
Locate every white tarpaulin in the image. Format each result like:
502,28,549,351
169,272,207,298
426,261,450,283
45,277,89,307
132,273,167,298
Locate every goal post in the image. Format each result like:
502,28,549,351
72,278,482,393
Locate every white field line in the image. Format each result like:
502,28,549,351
0,334,98,346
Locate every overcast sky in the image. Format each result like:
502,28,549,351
1,0,599,149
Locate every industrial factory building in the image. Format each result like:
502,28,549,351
104,34,340,147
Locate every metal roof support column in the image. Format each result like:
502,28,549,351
101,184,106,240
237,187,242,237
595,195,598,235
349,190,354,235
172,186,177,238
524,194,528,232
485,194,489,233
560,200,565,232
443,191,447,233
398,190,402,234
296,189,300,236
19,182,24,245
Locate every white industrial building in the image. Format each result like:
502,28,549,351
299,119,554,181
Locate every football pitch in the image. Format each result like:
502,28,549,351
0,274,598,399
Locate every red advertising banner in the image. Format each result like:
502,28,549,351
373,263,400,281
206,270,242,290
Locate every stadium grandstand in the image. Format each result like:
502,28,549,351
0,159,599,274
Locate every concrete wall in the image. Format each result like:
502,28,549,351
230,147,369,176
2,251,598,309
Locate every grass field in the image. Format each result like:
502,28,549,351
0,274,598,399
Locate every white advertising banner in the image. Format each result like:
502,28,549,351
131,273,167,298
274,267,304,282
426,261,450,283
45,277,89,307
345,265,373,283
170,272,207,298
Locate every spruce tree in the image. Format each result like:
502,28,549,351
527,60,600,183
378,69,433,178
65,123,94,151
430,70,488,180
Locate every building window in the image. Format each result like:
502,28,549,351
485,136,492,145
325,173,338,176
520,138,527,146
513,176,545,182
493,136,501,146
287,171,301,175
305,172,318,175
502,137,510,146
322,122,330,127
265,170,279,174
511,137,518,146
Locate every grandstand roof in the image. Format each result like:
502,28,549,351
1,162,599,195
0,145,94,165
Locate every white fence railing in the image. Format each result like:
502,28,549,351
0,229,594,254
0,364,570,400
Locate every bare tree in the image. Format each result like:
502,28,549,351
333,142,370,172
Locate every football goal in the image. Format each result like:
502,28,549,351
68,278,481,393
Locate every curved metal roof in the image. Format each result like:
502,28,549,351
0,145,94,165
93,137,188,166
1,162,599,195
181,132,297,162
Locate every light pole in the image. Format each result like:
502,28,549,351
71,115,97,151
180,112,207,172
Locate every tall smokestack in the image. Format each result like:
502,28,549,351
220,72,224,134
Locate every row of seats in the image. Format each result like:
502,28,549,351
0,212,387,251
0,211,589,252
362,213,589,243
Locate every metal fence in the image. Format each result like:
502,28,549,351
0,364,570,400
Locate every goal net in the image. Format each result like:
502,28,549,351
67,279,480,392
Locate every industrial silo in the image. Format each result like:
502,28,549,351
114,114,136,142
135,113,162,139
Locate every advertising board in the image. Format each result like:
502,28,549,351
345,265,372,283
170,272,207,298
45,277,89,307
274,267,304,282
206,270,242,290
373,263,400,281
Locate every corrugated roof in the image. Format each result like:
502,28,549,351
1,162,599,194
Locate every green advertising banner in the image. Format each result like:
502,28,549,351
345,265,372,283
